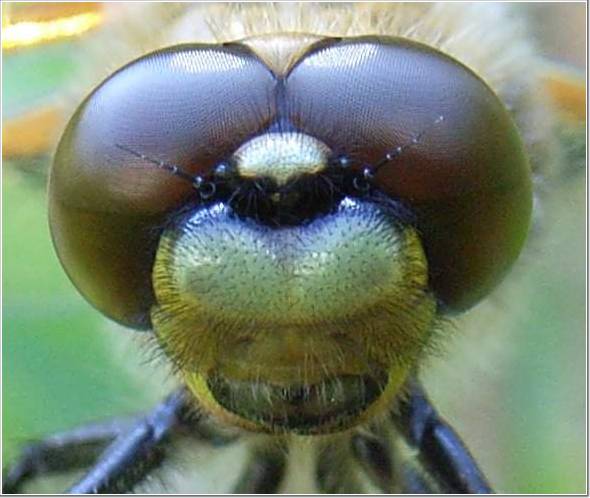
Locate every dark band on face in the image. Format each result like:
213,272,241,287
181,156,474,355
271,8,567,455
206,371,390,434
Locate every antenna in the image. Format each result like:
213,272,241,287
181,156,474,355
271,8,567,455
366,114,445,179
114,144,218,199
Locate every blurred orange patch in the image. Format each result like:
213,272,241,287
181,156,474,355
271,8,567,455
542,66,586,123
2,2,103,51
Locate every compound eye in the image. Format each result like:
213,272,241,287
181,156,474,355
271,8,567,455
49,44,276,328
286,37,533,311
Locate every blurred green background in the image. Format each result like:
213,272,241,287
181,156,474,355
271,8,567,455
2,2,586,493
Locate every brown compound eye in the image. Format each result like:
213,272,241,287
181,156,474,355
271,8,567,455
49,44,276,328
285,36,533,311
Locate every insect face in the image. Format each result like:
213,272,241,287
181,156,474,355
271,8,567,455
49,33,531,435
153,196,432,433
5,3,585,494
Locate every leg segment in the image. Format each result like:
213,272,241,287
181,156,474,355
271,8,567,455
3,417,136,494
351,431,394,492
351,426,442,493
67,389,193,493
392,378,493,494
232,442,287,493
396,461,443,494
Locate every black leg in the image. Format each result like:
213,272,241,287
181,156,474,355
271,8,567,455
67,389,194,493
392,378,493,494
352,426,444,493
396,461,443,493
351,431,394,492
3,417,136,494
232,442,287,493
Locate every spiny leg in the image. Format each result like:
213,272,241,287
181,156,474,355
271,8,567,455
3,417,137,494
351,430,395,492
351,424,446,494
66,389,197,493
391,378,493,494
232,441,287,493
